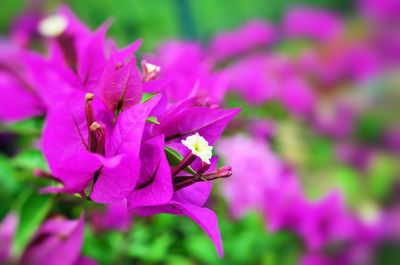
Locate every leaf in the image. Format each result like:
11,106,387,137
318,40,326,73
164,146,196,175
12,149,48,171
12,189,54,256
0,117,44,135
141,93,156,103
146,116,160,124
0,154,18,193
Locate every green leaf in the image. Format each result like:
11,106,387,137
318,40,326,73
0,117,44,135
164,146,196,175
0,154,18,193
12,190,54,256
141,93,156,103
13,149,48,171
146,116,160,124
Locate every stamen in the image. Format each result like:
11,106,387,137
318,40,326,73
197,161,211,175
85,93,97,152
171,152,197,176
201,166,232,181
173,166,232,191
173,176,197,191
90,122,106,156
115,62,124,70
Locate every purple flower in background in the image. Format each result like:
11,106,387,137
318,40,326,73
217,134,285,218
278,77,315,118
312,103,356,139
246,118,276,140
359,0,400,23
225,54,284,104
383,127,400,153
20,215,95,265
210,20,276,61
336,143,374,172
0,43,47,121
224,53,316,117
144,41,229,103
263,169,305,232
90,200,132,232
296,191,356,250
283,6,344,42
11,11,42,47
297,41,379,86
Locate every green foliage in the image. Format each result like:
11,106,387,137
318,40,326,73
12,190,53,257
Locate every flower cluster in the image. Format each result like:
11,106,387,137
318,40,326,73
0,5,239,261
1,1,399,264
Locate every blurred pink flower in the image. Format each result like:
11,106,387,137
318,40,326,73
210,20,275,61
283,6,344,42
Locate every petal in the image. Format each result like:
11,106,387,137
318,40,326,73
99,54,142,112
108,95,160,157
160,107,240,145
90,153,140,203
0,72,44,121
20,215,85,265
127,135,173,209
171,202,224,257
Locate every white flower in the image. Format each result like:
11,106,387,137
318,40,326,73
182,133,213,164
143,61,161,75
38,15,68,37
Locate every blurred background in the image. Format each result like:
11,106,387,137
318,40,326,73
0,0,399,264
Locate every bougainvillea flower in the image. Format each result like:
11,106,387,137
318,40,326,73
11,11,42,47
296,191,356,250
359,0,400,22
263,169,305,232
217,134,285,218
38,5,141,93
336,143,374,172
41,91,159,203
127,94,238,256
130,156,226,257
127,135,173,208
128,91,238,256
278,77,315,117
218,135,305,233
225,53,306,108
144,41,228,103
0,43,47,121
312,103,356,139
90,199,132,232
0,67,45,121
283,6,344,42
246,118,276,140
210,20,276,61
98,46,142,112
40,7,107,89
145,90,240,146
20,215,94,265
297,41,379,86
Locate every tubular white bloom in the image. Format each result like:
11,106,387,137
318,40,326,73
182,133,213,164
38,15,68,37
